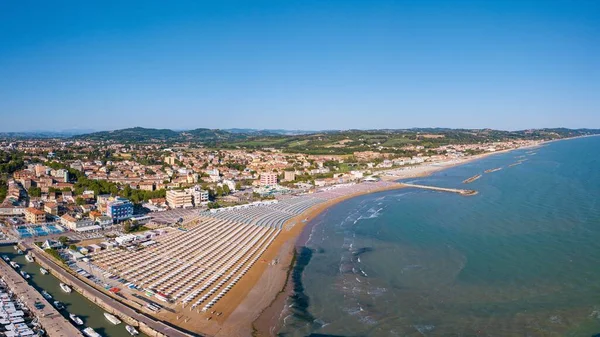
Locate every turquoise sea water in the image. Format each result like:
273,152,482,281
278,136,600,337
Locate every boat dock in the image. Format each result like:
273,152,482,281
400,183,478,196
0,257,83,336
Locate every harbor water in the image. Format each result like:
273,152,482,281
278,136,600,336
0,246,147,337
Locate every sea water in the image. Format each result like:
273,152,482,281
278,136,600,337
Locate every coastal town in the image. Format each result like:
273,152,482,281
0,128,594,337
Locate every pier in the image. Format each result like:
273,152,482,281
400,183,478,196
0,256,83,336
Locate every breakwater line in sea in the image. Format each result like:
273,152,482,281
400,183,478,196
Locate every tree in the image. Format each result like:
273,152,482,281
123,222,131,233
58,236,69,245
69,244,77,251
28,187,42,198
76,197,86,206
235,182,242,190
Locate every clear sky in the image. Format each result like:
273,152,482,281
0,0,598,132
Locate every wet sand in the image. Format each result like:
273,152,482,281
237,183,407,337
247,144,545,337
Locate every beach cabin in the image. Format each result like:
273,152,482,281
86,244,102,253
41,239,62,250
100,241,114,249
67,250,85,261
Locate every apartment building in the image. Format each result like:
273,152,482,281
166,189,194,208
25,207,46,224
260,172,278,186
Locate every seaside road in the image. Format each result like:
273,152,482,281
25,243,197,337
0,258,83,336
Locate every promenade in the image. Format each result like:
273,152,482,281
0,257,83,337
24,243,196,337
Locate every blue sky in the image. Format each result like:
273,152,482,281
0,0,598,132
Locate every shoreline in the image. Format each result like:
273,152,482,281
248,141,553,336
247,183,407,337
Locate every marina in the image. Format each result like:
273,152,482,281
0,246,148,337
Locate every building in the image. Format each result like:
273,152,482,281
25,208,46,224
139,182,155,191
166,189,193,208
43,202,58,215
107,198,134,222
164,156,176,165
61,214,97,231
186,186,209,205
284,171,296,181
96,216,113,227
260,172,278,186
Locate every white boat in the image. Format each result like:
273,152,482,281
1,255,9,262
40,268,49,275
17,249,23,254
19,271,30,279
83,327,102,337
25,255,34,263
69,313,83,326
41,290,52,300
59,283,72,293
104,312,121,325
125,325,139,335
53,301,65,310
9,261,19,269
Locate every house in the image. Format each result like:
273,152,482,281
44,202,58,215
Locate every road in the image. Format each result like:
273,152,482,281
25,243,197,337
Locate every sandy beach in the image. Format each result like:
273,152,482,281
242,143,546,337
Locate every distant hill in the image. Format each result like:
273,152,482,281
0,129,96,138
73,127,181,142
69,127,600,154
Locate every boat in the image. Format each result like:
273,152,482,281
25,254,34,263
19,271,30,279
462,174,482,184
17,249,23,254
13,245,18,251
83,327,102,337
1,255,9,262
125,325,139,336
53,301,65,310
40,268,49,275
59,283,72,293
41,290,52,300
10,261,20,269
69,313,83,326
104,312,122,325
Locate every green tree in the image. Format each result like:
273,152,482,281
28,187,42,198
58,236,69,245
223,184,230,195
76,197,86,206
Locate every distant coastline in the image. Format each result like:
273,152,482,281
246,137,570,337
